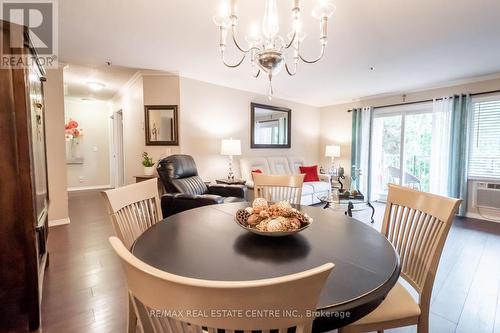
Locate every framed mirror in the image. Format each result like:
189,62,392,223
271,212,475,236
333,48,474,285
251,103,291,148
144,105,179,146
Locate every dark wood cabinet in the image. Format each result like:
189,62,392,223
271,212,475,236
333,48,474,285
0,20,49,331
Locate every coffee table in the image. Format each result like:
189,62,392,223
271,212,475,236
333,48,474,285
318,193,375,223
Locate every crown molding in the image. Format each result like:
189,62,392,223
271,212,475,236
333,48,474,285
326,72,500,107
112,69,179,101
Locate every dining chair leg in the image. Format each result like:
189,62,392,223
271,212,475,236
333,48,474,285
128,295,138,333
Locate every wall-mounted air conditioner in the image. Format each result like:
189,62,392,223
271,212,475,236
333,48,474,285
474,182,500,210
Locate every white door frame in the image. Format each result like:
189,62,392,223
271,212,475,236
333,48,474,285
110,110,125,188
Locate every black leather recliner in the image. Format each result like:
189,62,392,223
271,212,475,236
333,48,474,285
157,154,247,217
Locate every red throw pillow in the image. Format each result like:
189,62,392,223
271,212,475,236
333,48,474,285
299,165,320,182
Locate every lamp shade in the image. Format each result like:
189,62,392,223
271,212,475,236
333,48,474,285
220,139,241,156
325,145,340,157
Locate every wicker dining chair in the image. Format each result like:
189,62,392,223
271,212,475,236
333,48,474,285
102,178,163,333
253,173,305,205
109,236,333,333
339,184,461,333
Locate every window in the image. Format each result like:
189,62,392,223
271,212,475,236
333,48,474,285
469,97,500,180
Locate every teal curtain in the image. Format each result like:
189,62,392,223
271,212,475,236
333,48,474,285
351,108,362,191
351,107,373,199
448,94,471,216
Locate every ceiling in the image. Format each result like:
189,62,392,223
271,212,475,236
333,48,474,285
63,63,137,100
58,0,500,107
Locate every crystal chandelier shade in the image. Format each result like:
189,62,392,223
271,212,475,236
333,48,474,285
213,0,336,99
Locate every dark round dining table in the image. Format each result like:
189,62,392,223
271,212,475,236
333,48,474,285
132,202,400,331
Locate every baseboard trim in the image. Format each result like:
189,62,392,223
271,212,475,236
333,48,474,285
68,184,112,192
466,211,500,223
49,217,71,227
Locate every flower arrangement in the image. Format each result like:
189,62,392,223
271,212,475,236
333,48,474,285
65,119,84,141
142,152,155,167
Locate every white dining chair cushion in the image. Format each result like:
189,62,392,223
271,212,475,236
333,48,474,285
350,282,421,325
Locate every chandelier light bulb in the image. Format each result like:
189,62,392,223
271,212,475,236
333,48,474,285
312,0,336,19
262,0,280,40
230,0,237,17
293,19,302,32
213,0,231,27
248,22,260,38
246,22,262,47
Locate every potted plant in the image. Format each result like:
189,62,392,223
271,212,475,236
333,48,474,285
142,152,155,176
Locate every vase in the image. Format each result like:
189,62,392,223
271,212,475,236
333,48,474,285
143,166,155,176
70,139,79,159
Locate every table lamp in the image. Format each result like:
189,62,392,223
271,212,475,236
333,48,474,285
220,138,241,180
325,145,341,174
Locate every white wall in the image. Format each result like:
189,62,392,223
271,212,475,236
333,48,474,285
44,68,69,223
112,75,144,184
112,74,181,184
319,104,353,180
65,98,112,188
179,77,322,182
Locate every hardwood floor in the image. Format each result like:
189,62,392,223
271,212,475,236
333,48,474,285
41,190,127,333
37,191,500,333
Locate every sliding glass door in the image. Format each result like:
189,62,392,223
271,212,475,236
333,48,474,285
370,114,402,200
370,103,433,201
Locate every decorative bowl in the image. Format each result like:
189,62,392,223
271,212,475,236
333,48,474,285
234,217,312,237
234,198,313,237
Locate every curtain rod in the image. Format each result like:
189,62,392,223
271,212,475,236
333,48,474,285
347,98,438,112
471,89,500,97
347,89,500,112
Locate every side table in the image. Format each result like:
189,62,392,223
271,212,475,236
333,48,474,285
134,175,165,195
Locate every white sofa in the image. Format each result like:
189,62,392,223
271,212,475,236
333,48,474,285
239,156,331,205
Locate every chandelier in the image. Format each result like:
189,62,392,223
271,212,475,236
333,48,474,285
213,0,335,99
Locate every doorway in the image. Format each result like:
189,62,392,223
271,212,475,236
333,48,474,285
370,103,433,201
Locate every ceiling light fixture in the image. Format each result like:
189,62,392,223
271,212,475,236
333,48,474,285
87,82,106,91
213,0,336,99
